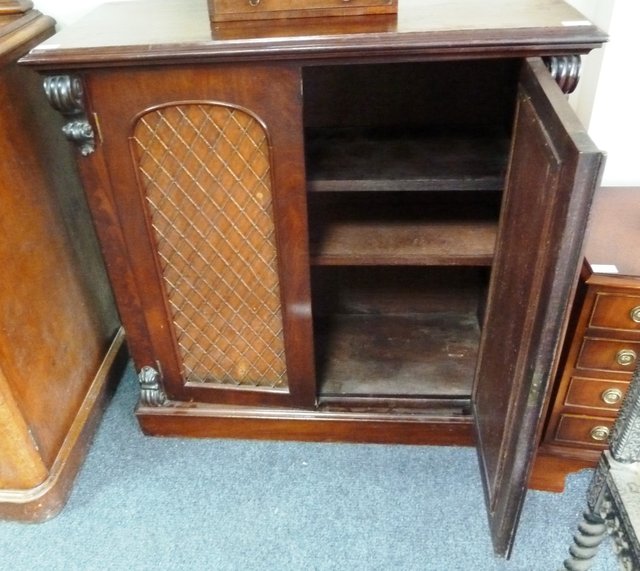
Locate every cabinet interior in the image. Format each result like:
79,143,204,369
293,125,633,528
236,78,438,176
302,59,520,410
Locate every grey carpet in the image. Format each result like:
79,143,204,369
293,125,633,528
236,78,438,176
0,363,618,570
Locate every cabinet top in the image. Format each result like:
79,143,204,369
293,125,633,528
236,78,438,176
586,188,640,280
23,0,605,68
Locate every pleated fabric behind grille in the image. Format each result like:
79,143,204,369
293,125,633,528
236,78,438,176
131,103,288,389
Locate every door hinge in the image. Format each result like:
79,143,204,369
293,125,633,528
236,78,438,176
92,112,104,145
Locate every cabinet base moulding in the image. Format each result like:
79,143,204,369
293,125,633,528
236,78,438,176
136,405,474,446
0,329,128,522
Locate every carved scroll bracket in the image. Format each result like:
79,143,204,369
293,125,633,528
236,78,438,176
138,366,169,407
544,55,582,95
43,75,96,156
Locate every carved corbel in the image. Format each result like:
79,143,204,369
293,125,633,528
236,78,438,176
43,75,96,156
544,55,582,95
138,366,168,407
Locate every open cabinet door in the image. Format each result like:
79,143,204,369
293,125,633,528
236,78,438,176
472,58,604,557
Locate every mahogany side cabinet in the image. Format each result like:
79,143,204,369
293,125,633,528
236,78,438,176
0,1,122,521
22,0,607,556
532,187,640,492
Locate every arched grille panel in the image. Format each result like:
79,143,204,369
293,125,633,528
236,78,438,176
131,103,287,389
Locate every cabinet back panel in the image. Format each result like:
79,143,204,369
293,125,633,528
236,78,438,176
311,266,487,317
312,266,485,399
303,59,519,131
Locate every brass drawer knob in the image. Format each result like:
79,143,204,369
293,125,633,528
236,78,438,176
249,0,260,6
616,348,637,367
601,388,624,405
631,306,640,324
590,425,610,442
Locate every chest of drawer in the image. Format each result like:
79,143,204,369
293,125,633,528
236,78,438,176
564,376,628,411
577,338,640,373
589,292,640,333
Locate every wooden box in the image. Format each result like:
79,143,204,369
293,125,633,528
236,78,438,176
208,0,397,22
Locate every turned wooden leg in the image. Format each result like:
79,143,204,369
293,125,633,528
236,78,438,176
562,510,608,571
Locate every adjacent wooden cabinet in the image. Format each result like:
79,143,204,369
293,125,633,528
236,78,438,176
532,188,640,491
22,0,606,556
0,2,122,521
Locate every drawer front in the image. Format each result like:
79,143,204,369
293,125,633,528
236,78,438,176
554,414,615,448
577,338,640,372
589,292,640,332
564,376,628,411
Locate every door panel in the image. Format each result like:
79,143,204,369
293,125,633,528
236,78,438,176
87,64,316,408
472,58,603,557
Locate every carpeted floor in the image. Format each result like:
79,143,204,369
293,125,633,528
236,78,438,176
0,363,618,570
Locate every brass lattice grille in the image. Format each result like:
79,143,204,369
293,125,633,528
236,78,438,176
131,103,287,389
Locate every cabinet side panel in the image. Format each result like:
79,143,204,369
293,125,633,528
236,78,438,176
131,103,288,389
0,56,117,468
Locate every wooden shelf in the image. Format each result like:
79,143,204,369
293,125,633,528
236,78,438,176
315,312,479,398
305,128,509,192
310,218,497,266
308,192,499,266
